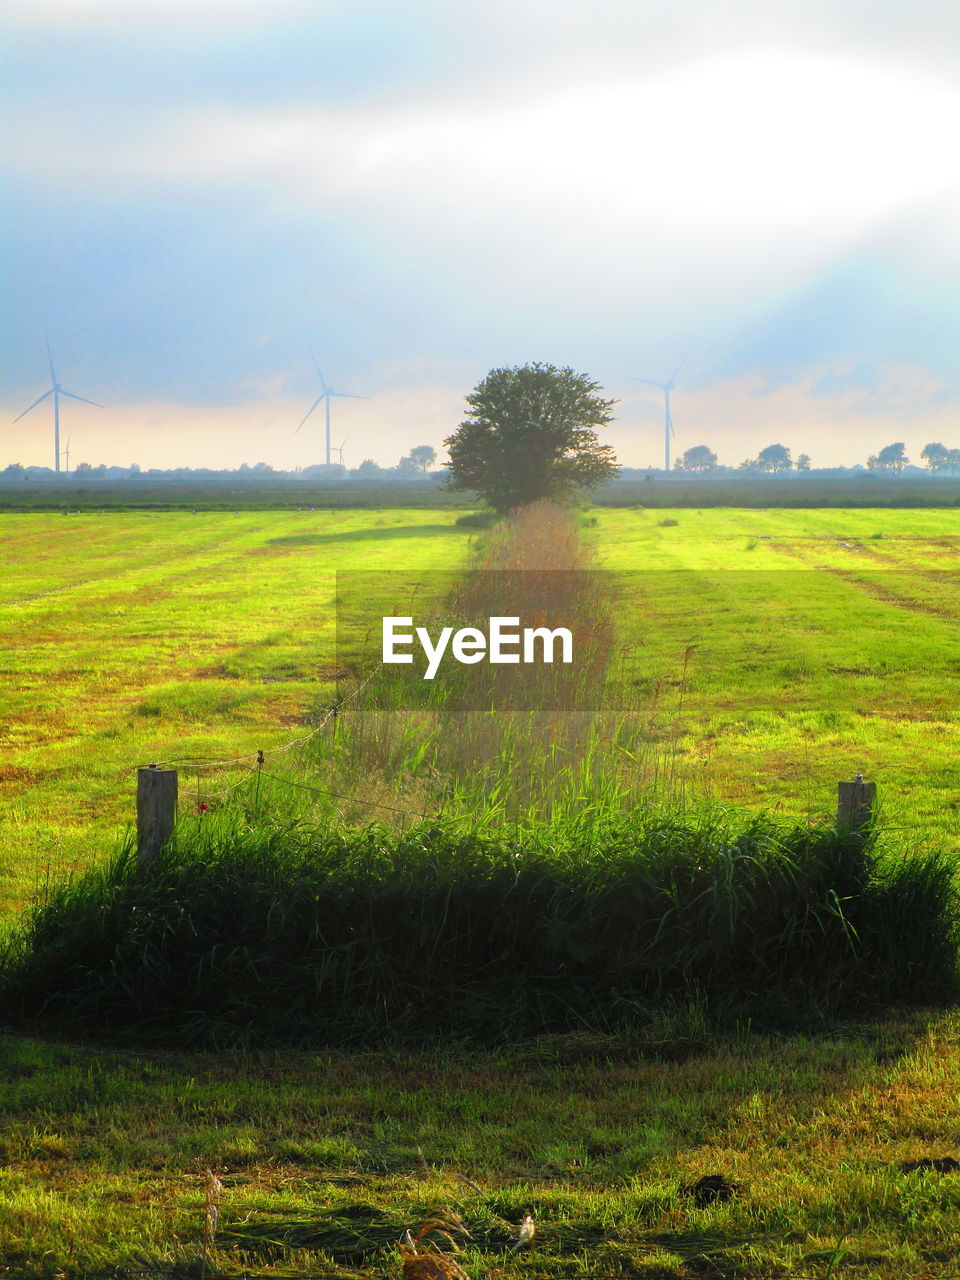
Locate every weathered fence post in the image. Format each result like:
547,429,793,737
137,765,178,864
837,773,876,832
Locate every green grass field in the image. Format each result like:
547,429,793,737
3,505,957,917
586,507,960,853
0,509,470,916
3,503,960,1277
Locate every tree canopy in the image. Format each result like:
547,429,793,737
869,442,909,472
406,445,437,472
679,444,718,471
920,442,960,472
756,443,792,472
443,363,618,512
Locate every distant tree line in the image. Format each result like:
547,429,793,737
0,446,442,486
670,440,960,476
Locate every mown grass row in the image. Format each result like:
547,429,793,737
2,805,956,1050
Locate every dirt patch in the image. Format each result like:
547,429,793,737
0,765,37,785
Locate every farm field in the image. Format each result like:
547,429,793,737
586,507,960,854
3,502,960,1278
2,505,958,918
0,508,469,917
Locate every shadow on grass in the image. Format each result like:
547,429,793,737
268,524,464,546
0,1017,955,1279
218,1201,403,1264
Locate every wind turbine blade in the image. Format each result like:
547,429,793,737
59,389,102,407
46,338,57,386
295,396,324,432
667,353,691,384
13,388,54,421
329,392,368,400
631,376,667,390
308,348,328,394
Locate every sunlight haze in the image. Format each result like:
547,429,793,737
4,1,958,471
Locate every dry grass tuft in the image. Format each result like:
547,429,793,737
203,1166,223,1246
398,1205,471,1279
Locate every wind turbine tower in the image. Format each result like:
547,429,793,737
13,343,101,473
633,356,689,472
295,351,366,466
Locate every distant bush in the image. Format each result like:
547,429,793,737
658,518,679,527
2,811,955,1049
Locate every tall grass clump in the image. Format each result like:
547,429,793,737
1,807,956,1049
308,500,690,821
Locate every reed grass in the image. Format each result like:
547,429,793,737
1,804,956,1049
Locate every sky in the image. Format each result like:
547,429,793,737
3,0,959,472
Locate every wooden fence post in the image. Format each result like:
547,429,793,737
137,766,178,864
837,773,876,832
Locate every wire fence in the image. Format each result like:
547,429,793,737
133,651,955,838
140,661,438,821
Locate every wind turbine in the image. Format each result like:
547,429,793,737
14,342,101,473
333,437,348,467
632,355,689,472
62,438,71,473
295,351,366,466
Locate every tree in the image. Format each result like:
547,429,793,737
796,453,811,472
355,458,382,477
407,445,437,473
756,443,792,472
921,442,949,471
444,363,618,512
680,444,718,472
874,442,909,472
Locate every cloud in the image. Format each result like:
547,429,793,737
11,51,959,323
4,0,317,26
4,4,959,469
11,0,960,82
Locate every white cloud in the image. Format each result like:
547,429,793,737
2,0,317,26
11,49,957,333
5,5,958,459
